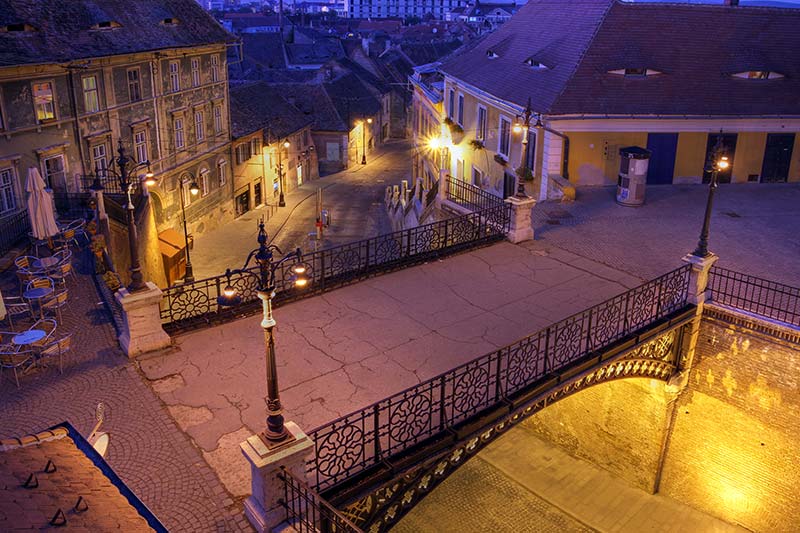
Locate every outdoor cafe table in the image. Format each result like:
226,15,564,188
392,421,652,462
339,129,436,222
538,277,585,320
23,286,53,319
12,329,46,347
32,257,59,271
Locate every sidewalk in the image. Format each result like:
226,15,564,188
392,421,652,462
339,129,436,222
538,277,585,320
395,424,745,533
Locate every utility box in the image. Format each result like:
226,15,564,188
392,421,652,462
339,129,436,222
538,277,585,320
616,146,651,207
158,229,186,287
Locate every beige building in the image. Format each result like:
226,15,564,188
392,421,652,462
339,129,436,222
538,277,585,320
419,0,800,202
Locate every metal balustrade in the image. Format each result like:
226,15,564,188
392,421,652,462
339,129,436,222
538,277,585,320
708,266,800,327
0,209,32,256
306,264,692,492
278,467,364,533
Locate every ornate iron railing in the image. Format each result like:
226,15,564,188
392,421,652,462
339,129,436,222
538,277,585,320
0,209,31,256
708,266,800,327
447,176,508,215
53,192,92,220
160,206,509,331
307,264,692,492
79,173,142,196
278,467,364,533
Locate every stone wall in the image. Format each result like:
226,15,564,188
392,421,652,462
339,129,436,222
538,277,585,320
660,309,800,533
519,309,800,532
108,200,167,289
521,378,669,492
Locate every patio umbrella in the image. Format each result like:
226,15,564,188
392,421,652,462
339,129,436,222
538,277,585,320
26,167,59,239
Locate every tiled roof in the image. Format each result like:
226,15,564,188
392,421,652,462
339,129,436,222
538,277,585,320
0,424,164,531
229,82,314,139
240,32,287,70
267,83,346,131
441,0,800,116
0,0,235,67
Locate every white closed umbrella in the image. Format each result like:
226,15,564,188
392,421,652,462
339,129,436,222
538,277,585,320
26,167,59,239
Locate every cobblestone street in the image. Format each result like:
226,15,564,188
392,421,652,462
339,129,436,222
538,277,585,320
0,252,250,532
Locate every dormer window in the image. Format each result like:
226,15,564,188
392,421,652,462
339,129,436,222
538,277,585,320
486,50,499,59
1,23,36,33
92,21,122,30
608,68,663,77
161,17,180,26
732,71,784,80
524,58,549,70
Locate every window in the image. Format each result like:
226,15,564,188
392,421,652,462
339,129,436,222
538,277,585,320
217,159,227,186
476,106,487,141
471,166,484,187
210,55,219,83
91,144,107,174
0,167,16,214
457,94,464,126
134,131,148,163
191,58,200,87
174,117,185,149
456,158,464,180
182,177,194,206
498,116,511,158
169,61,180,92
607,68,662,77
33,82,55,122
235,142,252,164
194,111,204,142
199,168,210,197
213,105,222,133
251,137,261,155
127,68,141,102
732,70,785,80
448,89,455,119
43,155,65,189
82,76,99,113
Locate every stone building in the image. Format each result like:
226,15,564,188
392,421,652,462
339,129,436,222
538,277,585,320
229,82,317,217
345,0,469,20
414,0,800,201
0,0,236,258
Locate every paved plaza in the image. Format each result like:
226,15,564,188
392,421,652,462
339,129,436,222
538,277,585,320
2,145,799,532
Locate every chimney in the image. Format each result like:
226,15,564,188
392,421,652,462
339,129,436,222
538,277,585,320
724,0,739,5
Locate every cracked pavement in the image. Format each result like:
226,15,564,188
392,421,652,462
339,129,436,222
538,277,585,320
139,240,644,497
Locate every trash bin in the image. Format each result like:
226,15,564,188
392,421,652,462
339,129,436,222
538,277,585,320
616,146,652,207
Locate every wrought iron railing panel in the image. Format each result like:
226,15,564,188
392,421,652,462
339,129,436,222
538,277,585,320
161,209,507,331
307,264,692,492
446,177,511,233
708,267,800,327
279,467,364,533
0,209,31,256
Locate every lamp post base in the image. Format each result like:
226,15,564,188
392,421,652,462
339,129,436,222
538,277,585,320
361,155,367,165
278,192,286,207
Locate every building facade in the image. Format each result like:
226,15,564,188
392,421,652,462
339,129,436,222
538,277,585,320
0,0,236,244
428,0,800,201
345,0,468,20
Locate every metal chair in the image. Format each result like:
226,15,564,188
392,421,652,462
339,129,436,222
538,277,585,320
28,318,57,348
26,277,54,291
2,297,33,328
53,228,80,250
50,262,76,288
64,219,89,246
37,334,72,374
14,256,37,270
42,290,69,324
0,349,35,388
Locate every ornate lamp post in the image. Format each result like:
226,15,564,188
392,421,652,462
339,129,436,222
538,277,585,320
217,221,309,447
512,97,541,198
358,118,373,165
178,177,200,283
278,140,290,207
103,140,154,292
692,136,729,257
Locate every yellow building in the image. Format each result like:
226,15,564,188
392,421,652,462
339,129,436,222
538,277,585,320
423,0,800,201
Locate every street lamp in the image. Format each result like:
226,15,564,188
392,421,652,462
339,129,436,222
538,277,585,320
217,221,309,447
512,97,540,198
178,177,200,283
278,140,290,207
692,136,729,258
102,139,153,292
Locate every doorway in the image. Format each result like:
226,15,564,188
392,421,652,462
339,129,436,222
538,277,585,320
760,133,794,183
646,133,678,184
703,133,737,183
253,181,263,207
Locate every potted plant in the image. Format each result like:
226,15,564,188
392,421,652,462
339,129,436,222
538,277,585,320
103,271,121,292
90,235,107,274
86,220,97,236
494,153,507,166
516,166,534,181
469,139,485,150
443,117,464,135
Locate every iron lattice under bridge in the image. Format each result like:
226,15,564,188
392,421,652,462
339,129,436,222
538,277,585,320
159,182,511,333
305,264,694,531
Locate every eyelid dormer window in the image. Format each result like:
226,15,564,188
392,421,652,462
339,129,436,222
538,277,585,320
1,23,36,33
608,68,662,77
486,50,499,59
524,58,549,70
161,17,180,26
732,71,785,80
92,21,122,30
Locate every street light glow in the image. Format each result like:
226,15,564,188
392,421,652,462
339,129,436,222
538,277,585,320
367,118,373,124
718,156,730,170
428,137,442,150
283,141,290,149
189,181,200,195
513,122,523,134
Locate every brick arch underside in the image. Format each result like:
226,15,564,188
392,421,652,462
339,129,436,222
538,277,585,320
339,329,682,532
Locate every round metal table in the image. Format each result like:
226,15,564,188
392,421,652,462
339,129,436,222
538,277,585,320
12,329,46,346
